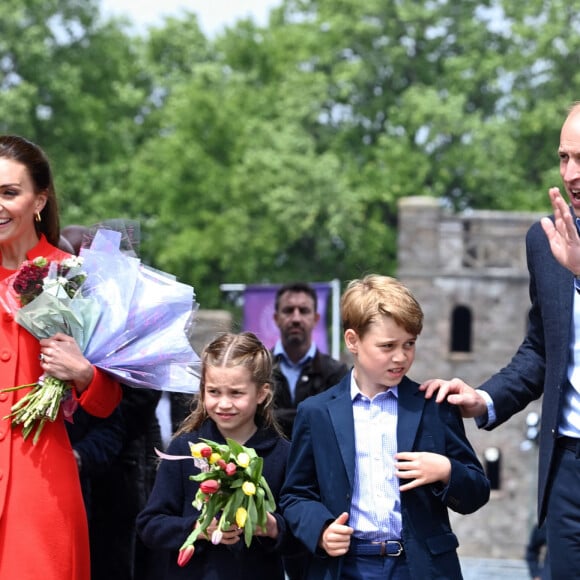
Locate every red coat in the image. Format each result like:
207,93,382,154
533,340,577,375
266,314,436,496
0,236,121,579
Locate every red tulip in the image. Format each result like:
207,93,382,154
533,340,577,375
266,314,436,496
200,479,220,494
216,459,227,470
200,446,212,458
177,545,195,567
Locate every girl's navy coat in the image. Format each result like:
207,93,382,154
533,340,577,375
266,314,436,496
137,419,291,579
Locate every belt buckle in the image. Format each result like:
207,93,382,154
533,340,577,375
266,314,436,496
386,540,403,557
372,540,403,557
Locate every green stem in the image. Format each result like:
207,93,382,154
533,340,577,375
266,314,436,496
2,376,71,444
0,382,38,393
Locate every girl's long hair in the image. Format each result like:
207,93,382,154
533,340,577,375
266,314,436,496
175,332,282,437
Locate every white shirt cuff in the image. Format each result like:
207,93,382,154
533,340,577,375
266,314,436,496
475,389,496,428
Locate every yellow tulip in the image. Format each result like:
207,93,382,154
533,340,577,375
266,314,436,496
236,452,250,468
242,481,256,496
236,507,248,528
209,452,221,464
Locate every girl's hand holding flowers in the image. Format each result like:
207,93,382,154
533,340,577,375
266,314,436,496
163,437,277,567
254,512,279,539
197,518,242,545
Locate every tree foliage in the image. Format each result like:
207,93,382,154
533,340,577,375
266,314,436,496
0,0,148,223
1,0,579,307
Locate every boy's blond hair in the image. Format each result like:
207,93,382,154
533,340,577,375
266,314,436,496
341,275,423,337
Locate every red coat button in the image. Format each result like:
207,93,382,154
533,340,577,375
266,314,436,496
0,351,10,362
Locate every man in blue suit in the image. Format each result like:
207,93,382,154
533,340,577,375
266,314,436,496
280,275,489,580
422,103,580,579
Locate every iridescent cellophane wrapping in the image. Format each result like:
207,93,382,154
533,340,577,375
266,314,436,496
80,228,200,393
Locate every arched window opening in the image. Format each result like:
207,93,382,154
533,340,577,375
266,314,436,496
450,305,472,353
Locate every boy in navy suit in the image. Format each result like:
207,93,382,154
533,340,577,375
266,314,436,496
279,275,490,579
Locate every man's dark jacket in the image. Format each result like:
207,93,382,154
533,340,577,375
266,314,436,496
272,350,348,439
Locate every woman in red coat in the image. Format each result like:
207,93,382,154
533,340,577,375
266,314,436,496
0,135,122,579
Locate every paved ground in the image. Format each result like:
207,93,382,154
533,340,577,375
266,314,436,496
282,557,530,579
461,557,529,579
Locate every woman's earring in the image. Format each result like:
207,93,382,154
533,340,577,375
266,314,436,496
35,211,41,223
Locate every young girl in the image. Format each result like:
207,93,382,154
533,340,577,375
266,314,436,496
137,332,291,579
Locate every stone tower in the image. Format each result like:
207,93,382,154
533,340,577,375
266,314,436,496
397,196,545,559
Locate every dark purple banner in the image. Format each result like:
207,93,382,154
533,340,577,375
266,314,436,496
243,283,331,353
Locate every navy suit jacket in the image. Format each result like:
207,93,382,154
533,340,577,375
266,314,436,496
479,218,574,522
279,373,490,580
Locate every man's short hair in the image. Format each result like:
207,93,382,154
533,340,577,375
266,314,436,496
275,282,318,312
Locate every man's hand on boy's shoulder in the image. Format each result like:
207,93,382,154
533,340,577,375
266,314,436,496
318,512,353,557
419,378,487,418
395,452,451,492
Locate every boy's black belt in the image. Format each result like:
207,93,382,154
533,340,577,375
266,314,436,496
348,538,404,557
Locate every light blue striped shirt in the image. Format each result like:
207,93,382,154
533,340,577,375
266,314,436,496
349,374,402,541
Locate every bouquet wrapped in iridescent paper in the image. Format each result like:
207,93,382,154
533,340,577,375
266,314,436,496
80,229,200,393
0,229,200,443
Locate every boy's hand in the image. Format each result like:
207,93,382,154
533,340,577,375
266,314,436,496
395,452,451,491
319,512,353,556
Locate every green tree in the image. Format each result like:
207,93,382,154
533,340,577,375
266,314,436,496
4,0,578,312
0,0,149,224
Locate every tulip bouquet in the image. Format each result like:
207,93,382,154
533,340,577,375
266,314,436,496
176,437,276,567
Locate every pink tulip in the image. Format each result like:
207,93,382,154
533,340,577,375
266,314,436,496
200,479,220,494
225,462,237,476
177,545,194,567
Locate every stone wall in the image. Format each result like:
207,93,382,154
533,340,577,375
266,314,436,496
189,309,234,358
397,196,545,559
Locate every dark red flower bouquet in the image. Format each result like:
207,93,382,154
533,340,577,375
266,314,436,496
13,256,86,306
0,255,96,443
